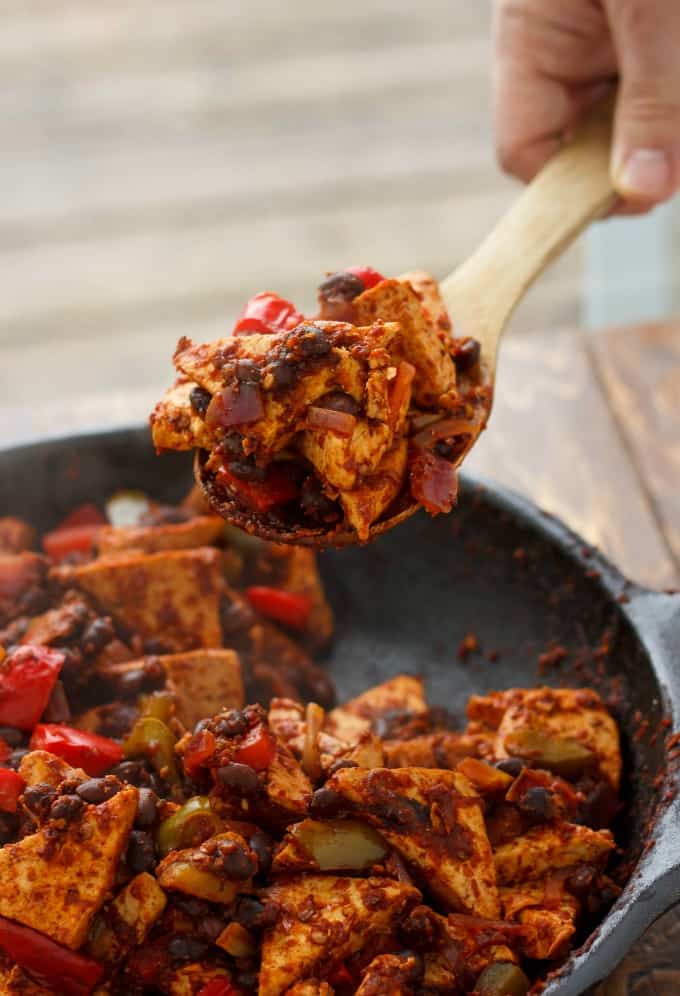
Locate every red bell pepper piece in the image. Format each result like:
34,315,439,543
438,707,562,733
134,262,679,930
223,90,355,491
0,645,64,730
0,770,26,813
215,464,298,514
56,504,107,529
234,724,277,771
233,292,303,336
183,728,217,776
0,915,103,996
43,523,102,563
197,980,237,996
30,724,123,776
345,265,386,289
245,586,312,630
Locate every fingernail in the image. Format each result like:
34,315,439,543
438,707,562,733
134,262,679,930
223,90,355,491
613,148,671,200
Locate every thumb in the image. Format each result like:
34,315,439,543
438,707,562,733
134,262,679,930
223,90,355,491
607,0,680,207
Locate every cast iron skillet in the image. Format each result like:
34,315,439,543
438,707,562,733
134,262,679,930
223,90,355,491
1,426,679,996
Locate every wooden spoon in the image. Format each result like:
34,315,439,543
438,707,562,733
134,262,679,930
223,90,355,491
199,100,617,547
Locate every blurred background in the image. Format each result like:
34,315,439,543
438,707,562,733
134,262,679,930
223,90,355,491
1,0,677,441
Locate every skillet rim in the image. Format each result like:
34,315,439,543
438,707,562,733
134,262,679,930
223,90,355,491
1,423,679,995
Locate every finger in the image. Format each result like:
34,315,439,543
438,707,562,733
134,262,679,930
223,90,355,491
605,0,680,207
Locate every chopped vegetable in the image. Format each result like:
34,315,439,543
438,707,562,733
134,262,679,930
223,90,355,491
389,360,416,426
457,757,514,793
206,381,265,430
216,921,257,958
123,716,179,782
105,490,151,528
233,291,303,336
156,796,223,856
57,504,107,529
0,769,26,813
234,723,277,771
287,819,387,871
409,450,459,515
0,914,104,996
245,586,312,630
43,523,102,562
345,266,386,289
0,645,64,730
139,690,176,725
504,729,596,780
475,962,530,996
197,979,237,996
183,728,217,777
215,464,299,514
30,724,123,776
305,405,357,437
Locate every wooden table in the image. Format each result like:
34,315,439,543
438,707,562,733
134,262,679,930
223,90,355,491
3,318,680,990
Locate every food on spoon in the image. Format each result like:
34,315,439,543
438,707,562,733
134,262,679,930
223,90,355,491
0,495,625,993
150,268,491,543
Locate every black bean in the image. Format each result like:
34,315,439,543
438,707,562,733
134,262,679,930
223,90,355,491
298,325,332,358
220,599,255,637
0,727,23,748
227,460,267,483
127,830,157,874
400,907,440,950
234,896,279,930
309,786,346,819
50,794,85,823
235,359,261,383
566,865,596,898
316,390,360,415
135,788,159,828
143,657,165,685
76,777,122,805
110,760,161,791
318,271,366,302
269,359,296,390
214,710,249,738
189,386,212,417
453,337,481,374
219,432,245,459
248,829,274,876
199,916,226,940
217,762,260,796
80,617,115,656
115,667,147,696
495,758,524,777
168,935,211,962
518,786,555,821
24,782,59,820
202,837,257,880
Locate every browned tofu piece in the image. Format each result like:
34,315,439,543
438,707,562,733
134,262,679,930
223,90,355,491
264,739,314,820
53,548,225,652
108,649,244,731
0,553,48,625
0,517,36,554
20,590,93,647
384,732,489,769
494,823,615,886
89,872,167,963
398,270,452,335
326,675,427,743
19,750,87,789
325,766,499,917
150,377,213,452
355,953,421,996
336,438,408,541
500,881,579,960
469,687,621,789
0,965,51,995
300,419,395,495
354,279,457,408
97,515,224,556
285,983,334,996
260,875,419,996
0,785,137,949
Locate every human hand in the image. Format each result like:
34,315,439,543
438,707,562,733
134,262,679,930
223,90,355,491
492,0,680,211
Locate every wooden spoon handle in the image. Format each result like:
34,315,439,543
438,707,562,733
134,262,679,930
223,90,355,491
440,99,617,370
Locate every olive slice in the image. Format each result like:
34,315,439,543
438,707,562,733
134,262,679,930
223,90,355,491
504,729,596,779
476,962,530,996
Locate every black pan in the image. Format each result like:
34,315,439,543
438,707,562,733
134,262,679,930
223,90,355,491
1,425,679,995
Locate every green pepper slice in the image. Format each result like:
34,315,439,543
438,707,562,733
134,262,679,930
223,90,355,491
476,962,530,996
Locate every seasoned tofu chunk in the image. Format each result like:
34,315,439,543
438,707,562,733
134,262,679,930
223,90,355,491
260,875,419,996
285,983,335,996
89,873,167,963
494,823,615,886
500,881,580,959
326,675,428,743
19,750,87,789
53,548,225,652
0,785,137,949
468,687,621,789
398,270,452,335
150,377,214,452
336,438,408,541
355,953,421,995
325,766,499,917
384,732,490,769
97,515,224,556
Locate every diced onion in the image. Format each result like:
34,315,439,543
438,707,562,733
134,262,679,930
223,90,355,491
306,406,356,438
206,381,264,429
411,416,477,451
410,452,459,514
105,490,150,527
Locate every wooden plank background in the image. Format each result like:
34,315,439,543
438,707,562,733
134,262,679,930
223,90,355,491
0,0,589,416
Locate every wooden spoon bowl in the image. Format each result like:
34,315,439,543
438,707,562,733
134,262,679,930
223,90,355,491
199,99,617,547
